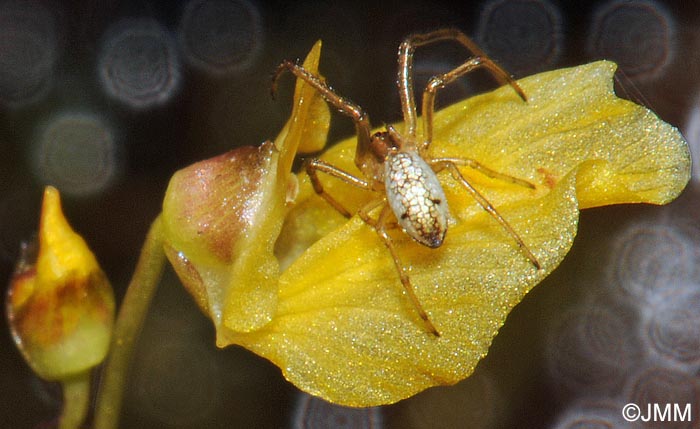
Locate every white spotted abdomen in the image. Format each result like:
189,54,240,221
384,151,449,248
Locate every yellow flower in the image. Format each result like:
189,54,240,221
6,186,115,381
161,42,329,334
161,43,690,406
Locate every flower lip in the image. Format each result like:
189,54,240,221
233,59,690,407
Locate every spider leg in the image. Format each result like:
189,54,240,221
431,157,536,189
305,158,371,218
397,28,525,147
421,57,527,151
358,202,441,337
272,60,379,179
431,159,541,269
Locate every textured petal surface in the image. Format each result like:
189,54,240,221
197,59,690,405
431,61,690,209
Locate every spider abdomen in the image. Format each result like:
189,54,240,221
385,151,449,248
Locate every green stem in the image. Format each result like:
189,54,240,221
59,372,91,429
94,216,166,429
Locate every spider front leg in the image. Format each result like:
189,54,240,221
396,28,526,148
420,56,527,150
430,159,541,269
357,202,441,337
305,158,371,218
272,60,380,179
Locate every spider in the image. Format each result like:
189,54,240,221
272,28,540,337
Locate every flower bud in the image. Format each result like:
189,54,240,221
6,186,115,380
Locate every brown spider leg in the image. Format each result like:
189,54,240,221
305,158,371,218
431,160,541,270
430,157,536,189
397,28,526,140
306,158,403,227
421,57,527,151
358,202,441,337
272,60,377,177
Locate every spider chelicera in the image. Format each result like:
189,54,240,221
272,28,541,337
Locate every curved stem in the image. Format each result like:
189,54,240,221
59,372,91,429
94,216,166,429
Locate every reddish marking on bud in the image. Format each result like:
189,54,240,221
164,145,270,263
6,187,115,380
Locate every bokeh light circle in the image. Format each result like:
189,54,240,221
624,366,700,429
641,286,700,370
587,0,676,81
609,223,695,303
0,1,58,108
179,0,264,75
98,18,181,109
476,0,564,76
551,398,636,429
545,303,643,396
32,112,119,197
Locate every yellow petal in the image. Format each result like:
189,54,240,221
273,40,330,164
219,61,689,406
432,61,690,208
37,187,101,286
285,40,331,155
243,171,577,405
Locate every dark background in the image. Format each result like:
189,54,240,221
1,0,699,427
